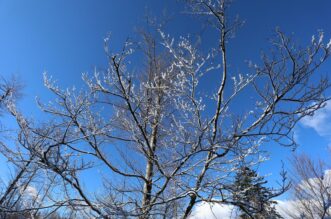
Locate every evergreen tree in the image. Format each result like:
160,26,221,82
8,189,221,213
233,167,283,219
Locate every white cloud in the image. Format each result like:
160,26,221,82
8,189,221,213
191,201,296,219
190,200,308,219
189,202,237,219
275,200,301,218
301,101,331,137
277,169,331,218
20,185,38,199
19,185,40,208
190,170,331,218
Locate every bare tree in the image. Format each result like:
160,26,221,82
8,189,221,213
0,76,21,111
0,79,77,218
3,0,331,218
284,154,331,219
0,77,36,218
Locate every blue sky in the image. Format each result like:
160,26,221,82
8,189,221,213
1,0,331,201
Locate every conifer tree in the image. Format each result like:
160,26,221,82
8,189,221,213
233,167,283,219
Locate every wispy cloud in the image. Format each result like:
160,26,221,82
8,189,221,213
277,169,331,218
300,101,331,137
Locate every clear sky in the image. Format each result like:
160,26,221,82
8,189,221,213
1,0,331,200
